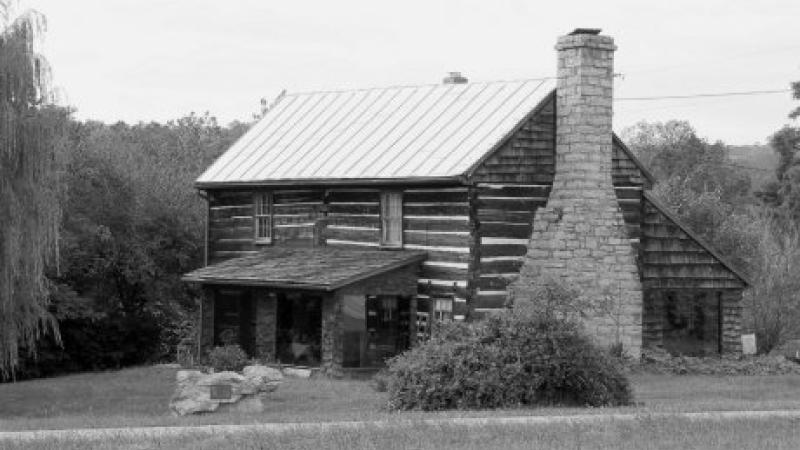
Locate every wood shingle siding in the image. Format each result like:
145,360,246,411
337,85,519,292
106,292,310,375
641,194,747,290
469,94,556,185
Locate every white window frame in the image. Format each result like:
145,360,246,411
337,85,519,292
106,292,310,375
433,297,454,322
380,191,403,248
254,192,272,244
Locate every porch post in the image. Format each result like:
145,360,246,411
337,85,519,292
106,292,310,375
321,293,342,377
720,289,743,354
199,286,215,357
253,290,277,362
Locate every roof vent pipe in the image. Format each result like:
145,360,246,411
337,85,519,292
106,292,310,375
442,72,468,84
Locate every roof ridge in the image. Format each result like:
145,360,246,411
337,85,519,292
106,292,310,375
280,75,557,98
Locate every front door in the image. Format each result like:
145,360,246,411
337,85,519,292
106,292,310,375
341,295,411,368
213,288,256,356
275,292,322,366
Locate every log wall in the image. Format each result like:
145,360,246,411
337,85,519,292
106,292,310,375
324,187,473,320
207,189,324,264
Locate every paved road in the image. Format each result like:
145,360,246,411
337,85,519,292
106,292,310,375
3,410,800,442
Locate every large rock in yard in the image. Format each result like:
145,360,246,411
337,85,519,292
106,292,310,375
169,365,283,416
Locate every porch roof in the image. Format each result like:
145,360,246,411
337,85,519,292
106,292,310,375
182,247,427,291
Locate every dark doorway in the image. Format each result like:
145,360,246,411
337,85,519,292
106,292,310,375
276,292,322,366
213,288,256,356
342,295,411,368
662,291,721,356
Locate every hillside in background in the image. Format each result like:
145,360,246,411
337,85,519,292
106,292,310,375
727,144,778,191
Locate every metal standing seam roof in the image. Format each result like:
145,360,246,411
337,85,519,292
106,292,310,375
196,78,556,186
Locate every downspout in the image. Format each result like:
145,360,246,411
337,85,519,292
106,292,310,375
196,189,209,359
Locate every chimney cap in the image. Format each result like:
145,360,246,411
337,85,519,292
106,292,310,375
443,72,468,84
568,28,602,36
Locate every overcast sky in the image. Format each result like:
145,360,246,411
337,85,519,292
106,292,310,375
24,0,800,144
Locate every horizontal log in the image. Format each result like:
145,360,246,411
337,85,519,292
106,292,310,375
209,191,252,206
480,244,529,257
479,259,524,274
476,185,550,197
209,216,253,228
325,190,380,203
404,203,470,216
477,209,534,223
417,250,472,263
327,204,380,215
472,292,509,309
273,215,316,226
273,190,324,204
325,240,379,250
272,204,322,215
417,282,469,299
404,218,471,232
477,275,517,290
419,264,469,281
480,222,532,239
326,215,381,228
403,190,468,203
403,231,471,247
476,197,547,211
324,227,380,243
209,206,251,220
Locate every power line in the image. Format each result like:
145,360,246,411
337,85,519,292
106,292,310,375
615,89,791,102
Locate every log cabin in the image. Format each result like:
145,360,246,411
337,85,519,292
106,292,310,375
183,28,748,375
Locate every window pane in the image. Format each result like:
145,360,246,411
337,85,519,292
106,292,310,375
381,192,402,246
254,193,271,241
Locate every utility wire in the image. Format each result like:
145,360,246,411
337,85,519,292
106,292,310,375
615,89,791,101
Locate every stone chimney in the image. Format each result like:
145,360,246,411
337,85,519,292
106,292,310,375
510,29,643,357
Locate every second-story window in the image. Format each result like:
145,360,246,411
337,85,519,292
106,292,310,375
254,192,272,244
380,191,403,248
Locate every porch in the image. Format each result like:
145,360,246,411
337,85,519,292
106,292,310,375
183,247,427,375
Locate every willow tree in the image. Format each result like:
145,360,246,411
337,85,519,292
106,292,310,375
0,1,66,377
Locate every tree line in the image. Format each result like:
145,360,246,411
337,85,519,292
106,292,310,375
2,4,800,379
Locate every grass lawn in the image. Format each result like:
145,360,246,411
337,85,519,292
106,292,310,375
1,365,800,448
